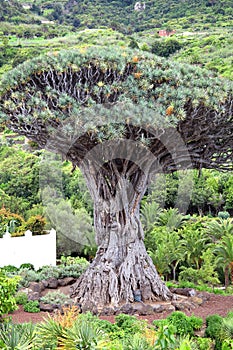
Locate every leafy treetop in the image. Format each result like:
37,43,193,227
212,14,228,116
0,46,232,172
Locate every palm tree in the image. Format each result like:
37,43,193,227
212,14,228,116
181,228,209,270
158,208,186,231
148,231,185,281
205,218,233,242
214,235,233,288
140,201,162,233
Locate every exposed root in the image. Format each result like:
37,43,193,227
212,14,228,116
70,240,172,310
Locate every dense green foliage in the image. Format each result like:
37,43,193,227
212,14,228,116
0,0,232,79
153,311,203,337
0,270,20,319
5,0,233,33
23,300,40,313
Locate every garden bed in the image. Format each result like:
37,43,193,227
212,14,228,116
11,292,233,324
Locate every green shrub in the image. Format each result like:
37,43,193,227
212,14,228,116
60,255,89,266
222,316,233,341
205,314,223,350
152,319,168,329
124,332,152,350
1,265,18,273
221,339,233,349
151,38,182,57
18,215,46,235
58,264,88,279
115,314,145,336
189,315,203,331
40,291,72,306
195,337,214,350
218,211,230,219
154,324,176,350
17,268,41,288
0,271,20,319
16,260,89,288
166,311,202,336
15,291,28,305
23,300,40,313
89,318,118,335
19,263,34,270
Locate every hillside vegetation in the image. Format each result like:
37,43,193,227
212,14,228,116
0,0,232,80
5,0,233,32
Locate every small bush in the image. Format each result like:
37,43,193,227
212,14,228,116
195,337,214,350
19,263,34,270
218,211,230,219
152,319,168,329
23,300,40,313
40,291,72,306
1,265,18,273
17,268,41,288
189,315,203,331
60,256,89,266
0,271,20,318
166,311,202,336
154,324,176,350
115,314,145,335
15,291,28,305
205,314,223,350
18,215,46,235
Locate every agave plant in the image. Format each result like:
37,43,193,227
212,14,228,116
36,316,64,349
58,319,106,349
124,333,153,350
222,314,233,340
0,322,36,350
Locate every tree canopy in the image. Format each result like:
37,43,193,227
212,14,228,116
0,46,232,172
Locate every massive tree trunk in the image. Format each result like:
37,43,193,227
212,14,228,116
70,147,172,310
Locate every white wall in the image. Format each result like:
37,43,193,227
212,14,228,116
0,229,56,270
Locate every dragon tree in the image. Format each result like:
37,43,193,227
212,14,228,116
0,47,232,311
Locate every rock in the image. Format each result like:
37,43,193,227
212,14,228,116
47,278,58,289
153,304,166,313
58,277,76,286
115,303,156,316
41,280,49,288
163,304,176,312
18,287,32,296
172,301,186,311
133,303,154,315
170,287,196,297
28,292,40,301
100,306,115,316
39,302,54,312
51,303,62,310
81,302,98,315
196,292,211,302
172,301,196,311
190,296,204,306
117,303,135,315
28,282,43,294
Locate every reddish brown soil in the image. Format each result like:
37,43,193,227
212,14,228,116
10,293,233,324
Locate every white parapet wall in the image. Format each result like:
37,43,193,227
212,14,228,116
0,229,56,270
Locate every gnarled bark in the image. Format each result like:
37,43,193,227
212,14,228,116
70,156,172,309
